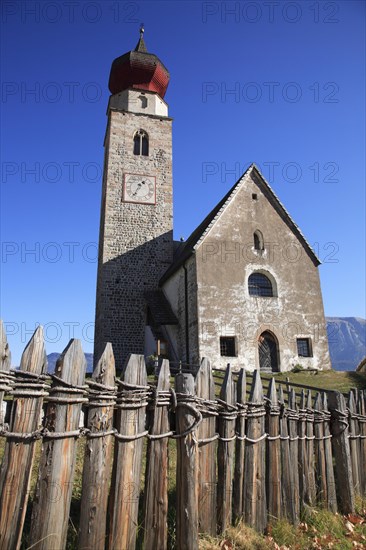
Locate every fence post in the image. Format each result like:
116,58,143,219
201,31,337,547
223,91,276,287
0,320,11,429
175,372,199,550
196,357,217,535
278,385,297,524
298,390,309,509
266,378,281,521
243,370,267,533
358,391,366,495
30,338,86,550
348,390,361,495
314,392,327,506
306,390,316,505
109,354,148,550
217,364,236,533
143,359,171,550
78,342,116,550
327,390,355,513
322,392,337,512
233,368,246,522
288,388,300,523
0,327,47,550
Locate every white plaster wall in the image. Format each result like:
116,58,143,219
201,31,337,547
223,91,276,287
109,89,168,117
194,171,331,372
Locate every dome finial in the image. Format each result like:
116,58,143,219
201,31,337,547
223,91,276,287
135,23,147,53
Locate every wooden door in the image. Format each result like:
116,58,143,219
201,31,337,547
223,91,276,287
259,331,279,372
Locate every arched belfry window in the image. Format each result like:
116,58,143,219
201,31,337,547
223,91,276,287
133,129,149,156
248,272,274,297
254,230,264,251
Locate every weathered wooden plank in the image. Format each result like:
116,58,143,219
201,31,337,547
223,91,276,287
143,359,171,550
233,368,246,522
314,392,327,505
196,357,217,535
322,393,337,512
327,391,355,513
217,364,236,533
287,388,300,523
305,390,316,505
278,385,295,523
109,354,148,550
78,343,116,550
358,391,366,495
175,372,199,550
30,338,86,550
243,370,267,533
0,320,11,429
298,390,309,510
0,326,47,550
266,378,281,521
348,390,361,495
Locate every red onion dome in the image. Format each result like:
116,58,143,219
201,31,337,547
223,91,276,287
108,28,170,99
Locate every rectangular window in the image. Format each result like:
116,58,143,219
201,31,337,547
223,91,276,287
297,338,312,357
220,336,236,357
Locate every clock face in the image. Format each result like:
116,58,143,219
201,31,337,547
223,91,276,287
123,173,156,204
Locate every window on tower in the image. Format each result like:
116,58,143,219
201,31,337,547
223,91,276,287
133,130,149,156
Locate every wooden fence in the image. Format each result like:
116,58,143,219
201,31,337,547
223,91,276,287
0,322,365,550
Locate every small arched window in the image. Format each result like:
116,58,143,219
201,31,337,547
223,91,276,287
138,94,148,109
248,272,274,297
133,129,149,156
254,230,264,251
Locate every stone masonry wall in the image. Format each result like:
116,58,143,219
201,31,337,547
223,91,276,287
94,106,173,368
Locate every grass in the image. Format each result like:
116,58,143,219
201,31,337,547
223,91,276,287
211,368,366,403
198,500,366,549
199,521,269,549
273,369,366,393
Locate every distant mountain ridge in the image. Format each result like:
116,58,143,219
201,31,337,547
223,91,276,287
44,318,366,373
326,317,366,371
46,352,94,374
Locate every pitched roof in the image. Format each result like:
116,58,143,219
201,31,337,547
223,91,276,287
159,164,320,284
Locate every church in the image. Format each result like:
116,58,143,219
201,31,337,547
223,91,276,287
94,30,331,373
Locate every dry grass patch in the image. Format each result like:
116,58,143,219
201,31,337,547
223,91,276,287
199,506,366,550
199,521,272,549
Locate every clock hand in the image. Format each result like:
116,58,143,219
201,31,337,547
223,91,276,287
132,182,142,196
133,183,149,197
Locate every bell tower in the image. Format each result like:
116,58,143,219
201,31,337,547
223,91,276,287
94,28,173,367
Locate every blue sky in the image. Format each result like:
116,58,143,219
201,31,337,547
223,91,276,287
1,0,365,365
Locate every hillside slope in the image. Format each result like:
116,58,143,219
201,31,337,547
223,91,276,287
326,317,366,371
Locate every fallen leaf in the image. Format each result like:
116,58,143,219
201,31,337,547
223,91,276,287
347,514,365,525
345,520,355,533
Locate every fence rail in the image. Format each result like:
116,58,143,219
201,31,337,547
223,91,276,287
0,322,365,549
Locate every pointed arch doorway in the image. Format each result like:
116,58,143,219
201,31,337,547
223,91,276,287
258,331,279,373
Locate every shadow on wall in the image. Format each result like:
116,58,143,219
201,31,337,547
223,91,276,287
94,231,173,370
